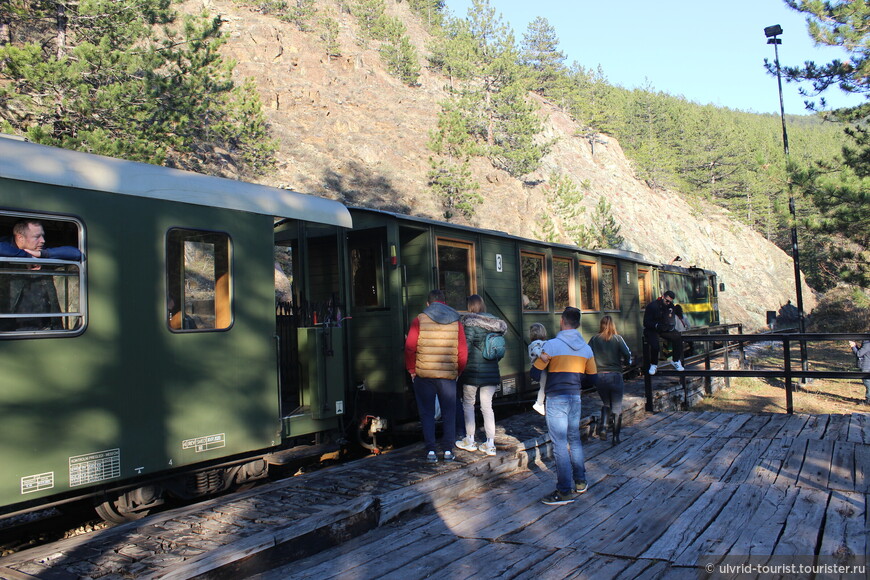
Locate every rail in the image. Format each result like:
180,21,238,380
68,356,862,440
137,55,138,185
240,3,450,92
645,331,870,414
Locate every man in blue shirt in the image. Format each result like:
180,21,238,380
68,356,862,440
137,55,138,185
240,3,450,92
531,307,597,505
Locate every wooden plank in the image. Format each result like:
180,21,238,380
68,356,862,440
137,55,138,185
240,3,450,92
377,537,491,580
690,412,744,439
727,485,800,557
732,414,774,439
641,482,736,561
666,412,720,439
714,414,754,439
827,440,856,493
796,438,834,491
607,437,697,480
773,437,809,487
819,490,866,565
854,443,870,493
510,548,593,580
433,540,553,580
719,438,774,484
631,437,705,481
662,436,730,482
771,487,830,556
493,475,634,546
672,483,769,566
824,413,852,441
583,479,710,558
694,437,751,482
506,476,656,548
847,413,870,444
754,413,790,439
778,413,811,439
743,437,793,486
799,414,830,440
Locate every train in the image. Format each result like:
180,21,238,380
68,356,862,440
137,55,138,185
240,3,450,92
0,136,720,522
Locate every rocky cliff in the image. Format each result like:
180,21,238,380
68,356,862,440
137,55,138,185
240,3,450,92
190,0,814,329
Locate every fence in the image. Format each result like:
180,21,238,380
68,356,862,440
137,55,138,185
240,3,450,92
645,330,870,414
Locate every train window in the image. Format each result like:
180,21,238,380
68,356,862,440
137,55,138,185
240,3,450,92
578,261,599,311
521,252,546,311
348,229,386,309
166,229,232,332
0,213,85,337
553,257,573,311
638,269,651,308
601,264,619,311
693,274,708,300
436,238,475,311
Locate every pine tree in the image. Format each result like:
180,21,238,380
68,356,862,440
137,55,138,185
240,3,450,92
0,0,276,171
777,0,870,286
520,16,566,95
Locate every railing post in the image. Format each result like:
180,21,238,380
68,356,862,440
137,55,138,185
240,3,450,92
704,327,712,394
783,337,793,414
723,326,731,390
737,324,746,369
643,334,654,412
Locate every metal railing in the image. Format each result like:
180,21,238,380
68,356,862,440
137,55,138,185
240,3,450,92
644,331,870,414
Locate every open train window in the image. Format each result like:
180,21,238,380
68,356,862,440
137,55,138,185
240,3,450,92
349,228,386,310
578,260,599,311
521,251,547,311
601,264,619,311
166,229,232,332
0,212,85,338
553,257,573,312
436,238,475,311
638,269,651,309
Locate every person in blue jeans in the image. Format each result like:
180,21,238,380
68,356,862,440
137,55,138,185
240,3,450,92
531,307,597,505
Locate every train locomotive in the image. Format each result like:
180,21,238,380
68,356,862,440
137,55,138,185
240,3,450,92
0,136,720,522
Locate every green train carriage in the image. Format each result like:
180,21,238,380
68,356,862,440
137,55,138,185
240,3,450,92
344,208,682,424
0,136,352,521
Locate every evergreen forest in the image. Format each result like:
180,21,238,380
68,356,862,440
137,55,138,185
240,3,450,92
0,0,867,291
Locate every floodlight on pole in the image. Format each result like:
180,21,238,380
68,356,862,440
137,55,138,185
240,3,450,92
765,24,808,375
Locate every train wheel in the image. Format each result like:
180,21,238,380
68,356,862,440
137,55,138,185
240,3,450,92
94,486,162,524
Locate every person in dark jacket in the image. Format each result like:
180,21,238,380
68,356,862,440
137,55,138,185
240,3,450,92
0,220,83,331
405,289,468,463
588,315,632,445
849,339,870,405
643,290,684,375
455,295,507,456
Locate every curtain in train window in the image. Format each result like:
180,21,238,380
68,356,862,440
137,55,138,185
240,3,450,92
166,229,232,331
436,238,475,311
0,213,85,337
578,261,598,311
553,257,573,312
601,264,619,311
521,252,546,311
638,269,651,309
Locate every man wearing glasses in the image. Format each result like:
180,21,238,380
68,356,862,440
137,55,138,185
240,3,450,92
643,290,684,375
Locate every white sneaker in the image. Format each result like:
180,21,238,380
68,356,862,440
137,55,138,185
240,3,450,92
455,436,477,452
648,364,657,375
479,441,496,456
532,402,546,415
673,361,684,371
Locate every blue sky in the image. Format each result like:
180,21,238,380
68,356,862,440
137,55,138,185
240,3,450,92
444,0,864,115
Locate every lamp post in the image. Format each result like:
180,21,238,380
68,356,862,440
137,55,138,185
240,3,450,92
765,24,808,374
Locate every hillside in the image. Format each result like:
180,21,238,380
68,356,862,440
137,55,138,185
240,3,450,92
191,0,814,328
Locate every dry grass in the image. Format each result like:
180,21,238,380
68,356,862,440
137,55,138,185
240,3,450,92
691,340,869,414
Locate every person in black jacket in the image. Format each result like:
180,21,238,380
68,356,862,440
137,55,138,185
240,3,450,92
643,290,684,375
849,339,870,405
455,295,507,456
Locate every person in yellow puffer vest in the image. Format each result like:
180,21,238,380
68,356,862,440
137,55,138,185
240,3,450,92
405,289,468,463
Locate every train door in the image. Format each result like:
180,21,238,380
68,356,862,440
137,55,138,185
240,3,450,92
273,220,348,437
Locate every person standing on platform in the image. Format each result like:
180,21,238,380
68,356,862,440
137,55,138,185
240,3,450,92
849,338,870,405
589,315,632,445
455,294,507,456
531,307,597,505
405,289,467,463
643,290,684,375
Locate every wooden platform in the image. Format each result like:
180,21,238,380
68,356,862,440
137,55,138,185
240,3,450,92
254,411,870,579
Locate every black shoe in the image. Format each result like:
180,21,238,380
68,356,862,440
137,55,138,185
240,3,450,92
541,490,575,505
